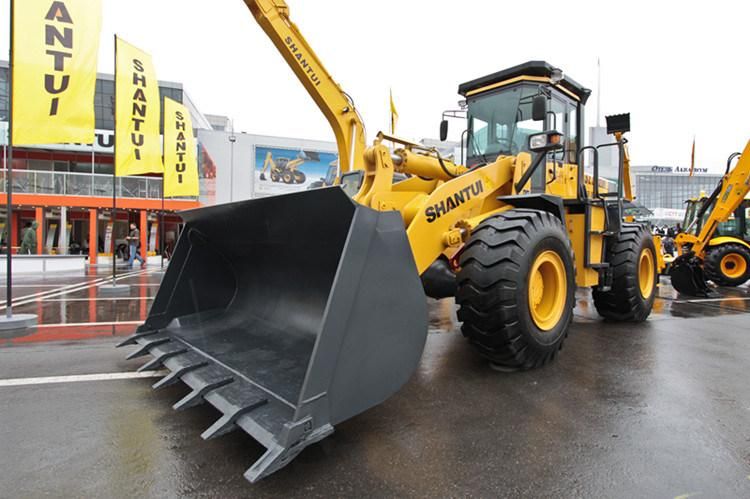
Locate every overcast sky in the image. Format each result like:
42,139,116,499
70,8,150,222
1,0,748,172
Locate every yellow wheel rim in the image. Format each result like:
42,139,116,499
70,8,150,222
720,253,747,279
528,250,567,331
638,248,655,299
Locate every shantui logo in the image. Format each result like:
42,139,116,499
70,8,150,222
172,110,189,184
44,1,75,117
425,180,484,223
129,59,149,160
284,36,321,87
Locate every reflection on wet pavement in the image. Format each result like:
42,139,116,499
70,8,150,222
1,269,748,347
0,268,161,346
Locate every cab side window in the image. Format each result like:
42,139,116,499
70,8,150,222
548,96,578,164
567,104,578,164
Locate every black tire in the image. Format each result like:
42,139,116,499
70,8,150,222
293,171,306,184
456,209,576,369
282,171,294,184
270,171,281,183
704,243,750,286
593,224,656,322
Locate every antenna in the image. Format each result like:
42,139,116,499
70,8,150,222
596,57,602,128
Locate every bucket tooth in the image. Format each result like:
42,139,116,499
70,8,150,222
153,359,208,390
173,377,234,411
137,347,188,372
116,329,159,348
243,421,334,483
125,337,171,360
201,384,269,440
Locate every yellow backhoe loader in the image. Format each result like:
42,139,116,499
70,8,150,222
259,150,320,184
671,147,750,295
120,0,658,482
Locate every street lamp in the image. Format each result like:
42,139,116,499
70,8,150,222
228,132,237,203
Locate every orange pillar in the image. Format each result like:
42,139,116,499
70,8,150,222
140,210,148,264
89,209,97,265
35,207,43,254
10,211,20,253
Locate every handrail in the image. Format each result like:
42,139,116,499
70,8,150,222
0,169,197,200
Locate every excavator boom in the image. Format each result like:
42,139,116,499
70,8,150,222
244,0,366,175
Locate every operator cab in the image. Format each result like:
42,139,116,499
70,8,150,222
455,61,591,168
684,196,750,239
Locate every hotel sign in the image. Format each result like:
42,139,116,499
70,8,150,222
650,166,709,175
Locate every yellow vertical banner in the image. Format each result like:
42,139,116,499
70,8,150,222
163,97,199,197
114,37,163,176
11,0,102,146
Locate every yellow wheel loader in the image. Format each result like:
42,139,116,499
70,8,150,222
671,149,750,295
120,0,658,482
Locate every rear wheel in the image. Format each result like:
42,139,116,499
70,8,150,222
704,243,750,286
593,224,656,321
456,209,576,370
270,170,281,182
282,171,294,184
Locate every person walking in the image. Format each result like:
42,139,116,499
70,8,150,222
126,222,146,269
19,221,38,255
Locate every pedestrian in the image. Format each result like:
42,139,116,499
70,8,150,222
19,221,38,255
125,222,146,268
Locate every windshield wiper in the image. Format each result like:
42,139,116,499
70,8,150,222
468,129,490,166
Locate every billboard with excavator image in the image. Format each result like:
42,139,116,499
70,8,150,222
253,145,338,197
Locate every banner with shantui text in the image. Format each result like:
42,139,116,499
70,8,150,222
11,0,102,146
163,97,199,198
114,36,163,176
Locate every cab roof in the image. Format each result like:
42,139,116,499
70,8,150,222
458,60,592,104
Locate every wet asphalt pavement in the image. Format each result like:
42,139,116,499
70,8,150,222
0,271,749,498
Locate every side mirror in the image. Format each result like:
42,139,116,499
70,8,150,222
528,131,564,153
532,95,547,122
439,120,449,142
339,170,365,198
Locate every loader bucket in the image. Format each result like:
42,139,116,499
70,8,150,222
119,187,428,482
669,253,715,298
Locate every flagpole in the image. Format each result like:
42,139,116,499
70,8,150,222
160,175,165,269
112,35,118,286
2,0,36,328
6,0,15,319
100,36,128,295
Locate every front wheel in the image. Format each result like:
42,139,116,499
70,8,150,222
704,243,750,286
456,209,576,370
293,171,306,184
593,224,657,322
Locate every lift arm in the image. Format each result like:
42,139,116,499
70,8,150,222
678,141,750,257
244,0,366,174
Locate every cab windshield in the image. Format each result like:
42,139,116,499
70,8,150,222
466,84,543,166
684,198,748,238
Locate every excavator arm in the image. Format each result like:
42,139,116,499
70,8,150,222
243,0,366,175
259,151,275,175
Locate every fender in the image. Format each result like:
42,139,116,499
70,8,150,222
707,236,750,251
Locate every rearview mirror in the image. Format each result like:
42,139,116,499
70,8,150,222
532,95,547,122
439,120,449,142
